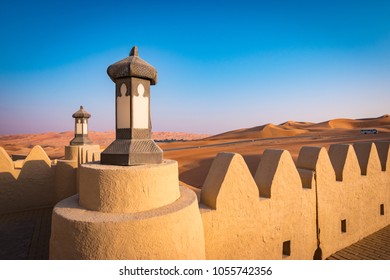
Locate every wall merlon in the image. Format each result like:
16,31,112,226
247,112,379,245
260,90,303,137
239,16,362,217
254,149,301,199
0,146,14,173
0,144,95,213
353,142,382,176
24,145,52,166
328,144,360,182
374,141,390,172
1,139,390,259
200,152,259,210
298,146,336,186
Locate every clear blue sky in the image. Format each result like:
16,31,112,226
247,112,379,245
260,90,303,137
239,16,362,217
0,0,389,135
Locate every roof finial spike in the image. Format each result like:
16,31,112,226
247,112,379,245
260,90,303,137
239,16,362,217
130,46,139,57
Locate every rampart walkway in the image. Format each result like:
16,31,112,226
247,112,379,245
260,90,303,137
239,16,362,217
0,207,389,260
327,224,390,260
0,207,52,260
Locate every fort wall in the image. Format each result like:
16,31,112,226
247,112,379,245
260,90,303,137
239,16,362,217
0,144,100,214
0,146,54,213
1,141,389,259
199,141,390,259
200,151,317,259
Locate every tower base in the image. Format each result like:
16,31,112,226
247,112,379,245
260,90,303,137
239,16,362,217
70,135,93,146
50,186,205,260
101,139,163,165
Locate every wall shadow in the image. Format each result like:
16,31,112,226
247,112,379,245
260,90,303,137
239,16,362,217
179,153,262,189
179,158,214,188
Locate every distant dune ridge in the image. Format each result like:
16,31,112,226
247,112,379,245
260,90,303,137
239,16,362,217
0,131,211,159
0,115,389,159
207,114,390,140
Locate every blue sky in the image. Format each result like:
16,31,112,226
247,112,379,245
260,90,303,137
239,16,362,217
0,0,389,134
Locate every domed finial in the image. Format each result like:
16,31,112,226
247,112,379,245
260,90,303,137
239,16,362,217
130,46,139,57
80,105,83,109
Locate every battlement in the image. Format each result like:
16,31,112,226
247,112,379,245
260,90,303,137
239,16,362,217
0,144,96,214
0,146,55,213
1,141,389,259
199,141,390,259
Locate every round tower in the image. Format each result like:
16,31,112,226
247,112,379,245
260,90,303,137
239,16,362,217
50,47,205,260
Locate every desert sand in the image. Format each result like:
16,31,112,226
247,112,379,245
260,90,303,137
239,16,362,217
160,115,390,187
1,115,389,188
0,131,210,159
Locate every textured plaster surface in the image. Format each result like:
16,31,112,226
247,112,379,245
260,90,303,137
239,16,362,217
79,160,180,213
0,146,54,213
298,144,390,258
54,160,77,203
0,144,99,214
200,151,317,259
2,141,390,259
50,186,205,260
65,145,100,164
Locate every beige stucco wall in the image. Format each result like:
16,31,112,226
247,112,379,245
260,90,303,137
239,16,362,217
201,142,390,260
0,147,15,176
375,141,390,172
65,145,79,161
2,140,390,259
0,146,55,213
297,142,390,259
200,151,317,260
79,160,180,213
50,186,205,260
200,153,262,259
54,159,78,203
64,145,102,194
65,144,101,164
354,143,388,236
0,144,97,213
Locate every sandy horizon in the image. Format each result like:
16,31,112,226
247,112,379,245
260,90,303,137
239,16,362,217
1,115,389,189
0,130,211,159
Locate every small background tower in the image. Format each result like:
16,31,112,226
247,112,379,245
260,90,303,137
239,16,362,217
65,105,100,165
70,106,92,145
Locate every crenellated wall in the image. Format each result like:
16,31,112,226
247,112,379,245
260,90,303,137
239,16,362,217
296,141,390,259
0,145,55,213
200,150,317,260
0,144,100,214
199,141,390,259
1,141,390,259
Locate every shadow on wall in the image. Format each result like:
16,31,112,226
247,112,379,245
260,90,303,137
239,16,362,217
198,141,390,260
0,146,55,213
1,141,390,260
199,150,317,260
179,158,214,188
0,145,95,214
179,154,261,188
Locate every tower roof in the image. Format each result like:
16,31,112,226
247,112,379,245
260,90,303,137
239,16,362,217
107,46,158,85
72,106,91,118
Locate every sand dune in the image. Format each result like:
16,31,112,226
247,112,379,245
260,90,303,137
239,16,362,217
162,115,390,187
280,120,314,128
208,115,390,140
207,123,308,140
326,115,390,129
1,115,390,188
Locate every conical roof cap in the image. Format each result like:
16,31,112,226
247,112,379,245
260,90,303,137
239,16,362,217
107,46,157,85
72,106,91,118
